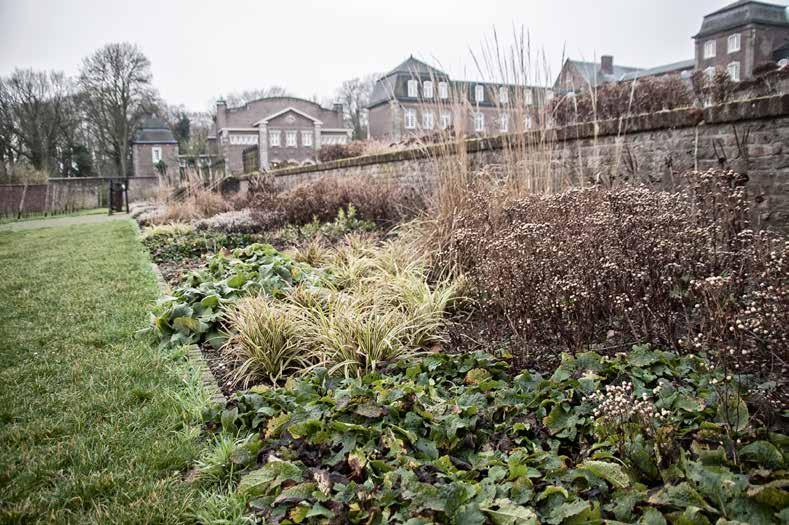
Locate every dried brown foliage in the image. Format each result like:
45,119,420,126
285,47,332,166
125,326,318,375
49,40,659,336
551,75,694,126
154,188,233,224
317,142,366,162
249,175,427,228
443,169,787,374
691,68,736,106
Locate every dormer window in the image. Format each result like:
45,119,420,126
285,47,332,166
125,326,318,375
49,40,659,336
499,86,508,104
475,85,484,103
728,33,740,53
407,79,418,97
439,81,448,99
704,40,716,59
423,81,433,98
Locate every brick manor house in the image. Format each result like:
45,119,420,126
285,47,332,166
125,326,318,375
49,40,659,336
207,97,351,172
367,56,549,141
555,0,789,90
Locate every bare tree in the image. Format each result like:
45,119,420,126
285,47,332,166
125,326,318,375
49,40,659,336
221,86,291,107
336,74,378,140
0,69,72,176
79,43,157,178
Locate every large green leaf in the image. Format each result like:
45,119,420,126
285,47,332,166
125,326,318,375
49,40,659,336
716,394,749,432
739,441,784,469
483,500,538,525
578,460,631,489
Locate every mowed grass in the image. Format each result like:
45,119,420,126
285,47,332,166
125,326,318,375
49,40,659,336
0,221,210,524
0,207,107,225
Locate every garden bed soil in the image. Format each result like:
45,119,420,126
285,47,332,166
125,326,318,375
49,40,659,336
157,257,207,287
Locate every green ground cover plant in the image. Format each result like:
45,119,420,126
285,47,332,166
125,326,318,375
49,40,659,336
0,221,214,523
199,349,787,524
141,222,268,263
151,243,325,348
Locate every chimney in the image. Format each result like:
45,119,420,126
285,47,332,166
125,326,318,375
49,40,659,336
216,98,227,130
601,55,614,75
333,102,344,114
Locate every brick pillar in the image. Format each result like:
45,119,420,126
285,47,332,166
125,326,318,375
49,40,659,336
314,122,322,162
258,124,268,170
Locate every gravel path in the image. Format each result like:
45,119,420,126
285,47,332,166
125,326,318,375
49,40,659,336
0,213,131,232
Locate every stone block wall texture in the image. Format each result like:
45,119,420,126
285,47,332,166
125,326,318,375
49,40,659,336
267,94,789,229
0,177,161,217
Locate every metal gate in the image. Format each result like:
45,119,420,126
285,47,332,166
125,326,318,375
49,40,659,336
108,179,128,214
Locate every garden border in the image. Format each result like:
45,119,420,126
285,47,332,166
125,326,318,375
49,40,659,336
150,260,226,405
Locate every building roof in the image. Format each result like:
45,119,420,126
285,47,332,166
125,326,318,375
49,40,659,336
563,59,644,88
132,116,177,144
384,55,449,79
620,59,696,80
368,56,449,108
694,0,789,38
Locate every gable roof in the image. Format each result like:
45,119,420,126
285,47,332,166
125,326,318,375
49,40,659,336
384,55,449,79
561,59,644,88
253,106,323,126
620,59,696,81
132,116,177,144
695,0,789,38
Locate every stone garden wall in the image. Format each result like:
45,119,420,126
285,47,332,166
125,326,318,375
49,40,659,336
267,94,789,229
0,176,161,217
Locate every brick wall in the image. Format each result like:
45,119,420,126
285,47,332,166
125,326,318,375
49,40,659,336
0,177,161,217
266,94,789,229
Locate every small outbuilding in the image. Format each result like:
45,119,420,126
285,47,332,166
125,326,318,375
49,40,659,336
131,116,179,180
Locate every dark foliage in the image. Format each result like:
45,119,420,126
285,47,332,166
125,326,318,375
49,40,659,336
208,350,788,524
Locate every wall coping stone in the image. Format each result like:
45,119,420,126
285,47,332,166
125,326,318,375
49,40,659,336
266,94,789,179
47,176,160,182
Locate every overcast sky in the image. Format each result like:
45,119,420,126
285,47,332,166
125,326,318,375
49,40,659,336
0,0,749,112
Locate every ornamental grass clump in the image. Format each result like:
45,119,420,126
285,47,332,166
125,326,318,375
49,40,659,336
443,168,788,375
221,297,311,386
218,237,464,383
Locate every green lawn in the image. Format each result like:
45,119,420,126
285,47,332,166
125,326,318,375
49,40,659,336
0,221,211,524
0,207,107,225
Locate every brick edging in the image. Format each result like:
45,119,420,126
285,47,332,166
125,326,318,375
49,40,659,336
149,261,226,406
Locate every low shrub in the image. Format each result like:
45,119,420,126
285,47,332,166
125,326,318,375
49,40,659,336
206,348,787,524
443,169,788,374
193,209,261,234
157,189,233,224
317,141,366,162
141,223,266,263
550,75,693,125
249,176,427,229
